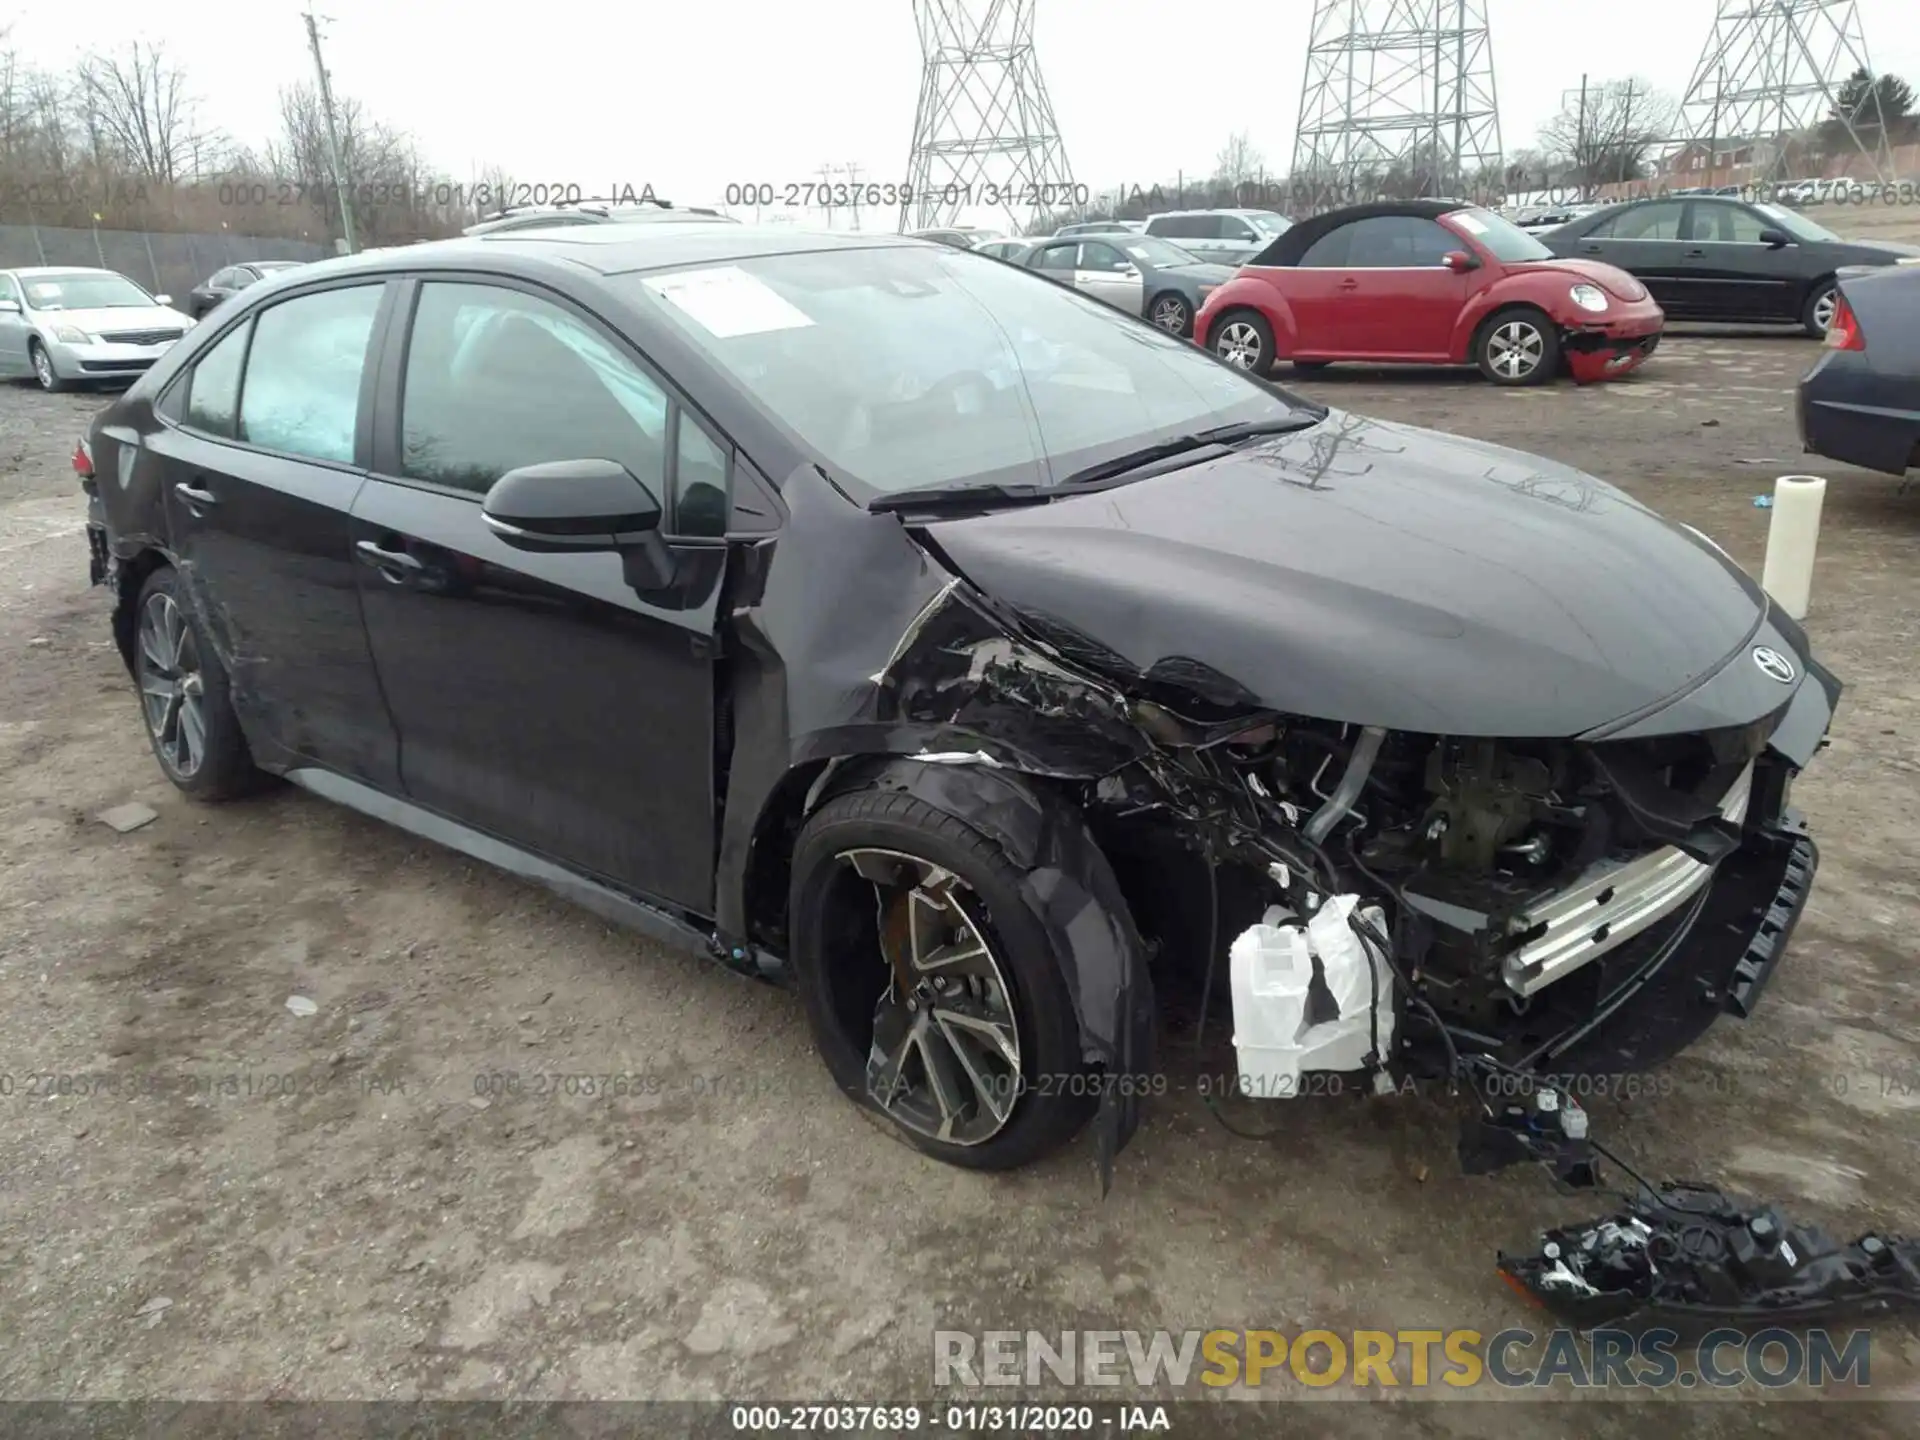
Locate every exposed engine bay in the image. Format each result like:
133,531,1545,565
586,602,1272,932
1084,704,1814,1092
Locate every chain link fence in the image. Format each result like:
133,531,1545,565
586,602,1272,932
0,225,329,306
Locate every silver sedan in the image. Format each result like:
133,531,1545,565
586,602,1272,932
0,267,196,391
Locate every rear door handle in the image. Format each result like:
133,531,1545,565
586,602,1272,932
1684,248,1706,258
1581,245,1603,254
174,482,218,513
355,539,424,581
1337,278,1360,290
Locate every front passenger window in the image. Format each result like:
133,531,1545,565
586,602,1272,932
399,281,669,499
238,284,383,463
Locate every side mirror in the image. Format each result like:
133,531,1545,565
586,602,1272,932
480,459,661,552
153,294,172,306
1758,228,1791,248
1119,265,1141,279
483,458,676,589
1443,250,1480,273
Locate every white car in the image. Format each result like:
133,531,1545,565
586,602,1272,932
0,267,196,392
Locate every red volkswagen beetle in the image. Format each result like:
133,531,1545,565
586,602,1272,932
1195,199,1664,386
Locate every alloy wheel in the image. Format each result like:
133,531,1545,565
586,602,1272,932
1487,321,1545,380
137,592,207,779
32,346,55,390
1150,297,1190,333
1811,289,1838,334
1216,321,1263,369
833,848,1023,1146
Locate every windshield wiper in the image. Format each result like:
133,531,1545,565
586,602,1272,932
867,414,1327,514
1057,414,1324,489
866,481,1055,514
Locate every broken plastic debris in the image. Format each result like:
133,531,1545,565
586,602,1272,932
907,750,1005,769
134,1296,173,1327
1753,495,1773,508
96,802,158,833
1227,894,1394,1097
284,995,319,1017
1498,1184,1920,1334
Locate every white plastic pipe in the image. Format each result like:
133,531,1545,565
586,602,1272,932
1759,475,1827,622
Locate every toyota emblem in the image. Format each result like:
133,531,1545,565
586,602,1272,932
1752,647,1797,684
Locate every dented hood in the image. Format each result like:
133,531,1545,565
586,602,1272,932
923,411,1798,739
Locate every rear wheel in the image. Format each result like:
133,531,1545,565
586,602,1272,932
788,787,1104,1170
1475,308,1560,386
1802,281,1839,339
1210,309,1273,375
132,566,266,800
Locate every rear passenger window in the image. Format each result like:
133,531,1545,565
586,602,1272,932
180,319,250,438
238,285,382,463
1298,225,1354,267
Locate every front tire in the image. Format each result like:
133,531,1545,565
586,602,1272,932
29,340,70,393
788,786,1104,1170
1148,291,1194,337
1210,309,1274,376
132,566,266,800
1802,281,1839,339
1475,307,1560,386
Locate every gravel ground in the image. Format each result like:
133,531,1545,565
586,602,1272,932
1,310,1917,1435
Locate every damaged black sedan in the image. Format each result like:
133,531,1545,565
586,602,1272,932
80,225,1839,1174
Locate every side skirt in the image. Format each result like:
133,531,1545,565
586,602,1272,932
283,767,788,983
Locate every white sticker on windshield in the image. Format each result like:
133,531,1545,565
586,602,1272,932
641,266,814,338
1452,213,1488,235
27,283,62,301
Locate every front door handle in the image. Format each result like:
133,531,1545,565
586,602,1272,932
174,482,218,514
1337,278,1360,290
1581,244,1603,254
355,539,424,581
1684,248,1706,258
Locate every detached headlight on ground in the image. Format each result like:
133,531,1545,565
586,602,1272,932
1570,284,1609,314
51,325,90,343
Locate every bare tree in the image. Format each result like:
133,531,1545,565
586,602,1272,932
1213,130,1266,187
1536,79,1678,193
75,42,210,183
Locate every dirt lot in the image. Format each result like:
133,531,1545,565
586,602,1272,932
1,313,1917,1434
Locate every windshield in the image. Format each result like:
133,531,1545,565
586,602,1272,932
1115,236,1202,267
624,246,1310,498
1753,203,1840,243
1446,208,1554,262
20,272,157,310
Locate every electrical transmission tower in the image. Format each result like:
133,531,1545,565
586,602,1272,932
1292,1,1503,207
900,0,1075,234
1675,0,1893,185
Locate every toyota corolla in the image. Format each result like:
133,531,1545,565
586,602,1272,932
79,226,1835,1175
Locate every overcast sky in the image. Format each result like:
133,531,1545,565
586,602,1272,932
8,0,1919,221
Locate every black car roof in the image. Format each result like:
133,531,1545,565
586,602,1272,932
285,225,929,284
1251,198,1472,266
